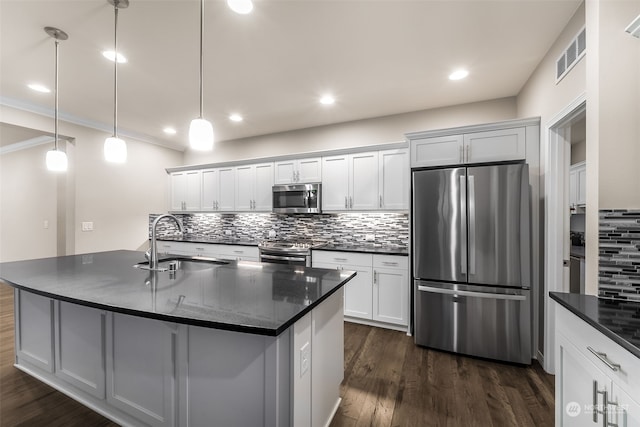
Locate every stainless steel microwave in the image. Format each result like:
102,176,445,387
272,183,321,214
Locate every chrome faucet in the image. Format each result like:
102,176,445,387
149,214,184,270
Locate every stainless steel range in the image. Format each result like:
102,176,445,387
258,240,326,267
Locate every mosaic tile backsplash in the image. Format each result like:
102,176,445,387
150,212,409,249
599,209,640,301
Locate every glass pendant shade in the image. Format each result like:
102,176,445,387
189,118,214,151
104,136,127,163
46,149,68,172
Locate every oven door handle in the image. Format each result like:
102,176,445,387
260,254,308,262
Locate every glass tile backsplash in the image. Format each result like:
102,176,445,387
600,209,640,301
150,212,409,249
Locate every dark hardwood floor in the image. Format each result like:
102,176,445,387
0,283,554,426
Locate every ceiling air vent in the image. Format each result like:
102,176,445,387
556,27,586,83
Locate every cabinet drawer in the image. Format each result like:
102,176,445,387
373,255,408,270
312,251,372,267
216,245,259,259
556,304,640,399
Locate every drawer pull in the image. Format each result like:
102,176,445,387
334,258,348,262
382,261,399,266
233,250,244,254
587,346,621,372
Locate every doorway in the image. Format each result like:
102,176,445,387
542,94,586,374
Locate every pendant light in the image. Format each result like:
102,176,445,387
189,0,214,151
44,27,69,172
104,0,128,163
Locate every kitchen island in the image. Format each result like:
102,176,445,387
0,250,355,427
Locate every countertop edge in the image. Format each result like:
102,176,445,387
550,292,640,359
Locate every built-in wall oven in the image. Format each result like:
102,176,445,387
258,240,325,267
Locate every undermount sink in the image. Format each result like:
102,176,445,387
134,256,228,272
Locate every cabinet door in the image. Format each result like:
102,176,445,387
410,135,463,168
170,172,186,211
611,385,640,427
235,165,254,211
201,169,219,211
55,301,106,399
106,313,176,427
253,163,274,211
15,290,54,372
378,148,408,210
298,157,322,183
184,170,202,210
569,169,578,207
464,127,526,164
373,266,408,326
322,155,350,211
343,266,373,320
576,165,587,206
556,332,611,426
350,152,378,210
218,167,236,211
274,160,297,184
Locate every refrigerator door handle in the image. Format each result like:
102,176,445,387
417,285,527,301
468,175,476,275
459,175,467,275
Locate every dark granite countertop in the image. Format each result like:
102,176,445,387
314,244,408,256
550,292,640,359
0,250,355,336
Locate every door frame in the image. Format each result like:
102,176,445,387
542,92,586,374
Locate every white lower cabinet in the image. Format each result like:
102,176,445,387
312,251,408,329
55,301,106,399
106,313,176,427
155,241,259,262
555,303,640,427
15,289,54,372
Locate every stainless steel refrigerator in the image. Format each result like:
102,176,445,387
412,163,531,364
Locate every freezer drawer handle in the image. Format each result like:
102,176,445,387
417,285,527,301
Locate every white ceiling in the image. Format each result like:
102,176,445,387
0,0,582,151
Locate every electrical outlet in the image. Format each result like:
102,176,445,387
81,221,94,232
300,342,310,377
365,234,375,241
43,220,49,229
224,230,232,236
268,230,276,238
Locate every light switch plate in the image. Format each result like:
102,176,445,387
81,221,94,232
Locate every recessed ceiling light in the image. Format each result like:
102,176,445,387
163,127,177,135
102,50,127,63
229,114,243,122
449,69,469,80
320,95,335,105
28,83,51,93
227,0,253,14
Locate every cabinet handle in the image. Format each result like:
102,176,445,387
345,196,348,209
334,258,348,262
466,144,471,161
587,346,621,372
233,250,244,254
350,196,353,209
592,380,608,426
459,145,463,163
379,195,383,208
373,270,377,284
382,261,399,266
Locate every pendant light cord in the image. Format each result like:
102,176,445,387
54,38,59,151
113,4,119,137
199,0,204,119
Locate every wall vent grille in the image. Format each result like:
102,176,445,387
556,27,586,83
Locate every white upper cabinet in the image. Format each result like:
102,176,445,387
408,120,532,168
202,167,236,212
321,155,350,210
274,158,322,184
378,148,408,210
569,162,586,208
322,152,378,211
463,127,526,164
170,170,202,211
410,135,464,168
235,162,274,212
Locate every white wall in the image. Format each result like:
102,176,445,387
184,97,517,165
0,105,182,261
